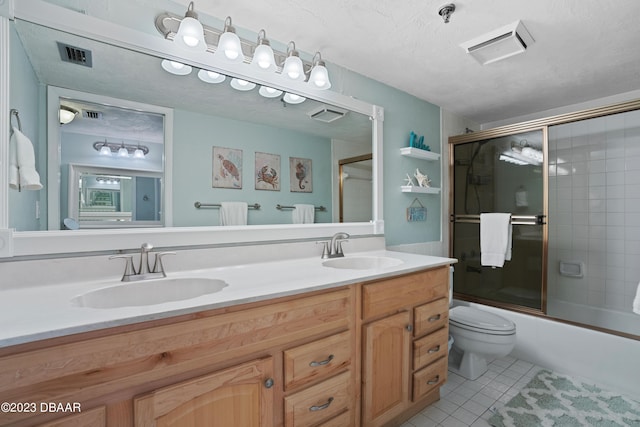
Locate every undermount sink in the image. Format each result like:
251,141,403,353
71,277,229,309
322,256,403,270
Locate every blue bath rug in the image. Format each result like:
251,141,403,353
489,369,640,426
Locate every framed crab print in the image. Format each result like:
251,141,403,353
255,152,280,191
289,157,312,193
213,146,243,189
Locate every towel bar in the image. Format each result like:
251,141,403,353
194,202,261,210
450,214,545,225
276,204,326,211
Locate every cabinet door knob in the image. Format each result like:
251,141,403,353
427,375,440,385
309,397,334,412
428,314,441,322
309,354,334,367
264,378,274,389
406,324,413,332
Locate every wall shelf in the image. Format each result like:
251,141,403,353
401,186,440,194
400,147,440,161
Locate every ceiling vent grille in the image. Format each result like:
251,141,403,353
460,20,534,65
83,110,103,120
308,107,347,123
57,42,93,67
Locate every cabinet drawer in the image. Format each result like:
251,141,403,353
414,298,449,337
317,410,351,427
284,331,352,391
363,267,448,321
413,327,449,371
284,371,351,427
412,357,447,402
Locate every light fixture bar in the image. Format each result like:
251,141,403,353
92,141,150,156
155,12,316,73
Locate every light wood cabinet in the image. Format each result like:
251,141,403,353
36,407,106,427
361,266,450,427
134,357,274,427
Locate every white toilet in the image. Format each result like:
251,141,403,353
447,270,516,380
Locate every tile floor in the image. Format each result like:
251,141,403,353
401,356,543,427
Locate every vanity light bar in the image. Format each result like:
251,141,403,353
155,12,316,74
92,141,149,157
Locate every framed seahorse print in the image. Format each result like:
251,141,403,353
289,157,312,193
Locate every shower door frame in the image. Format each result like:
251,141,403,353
449,125,549,316
448,98,640,338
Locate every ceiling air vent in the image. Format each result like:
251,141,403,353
460,20,534,65
82,110,103,120
308,107,347,123
57,42,93,68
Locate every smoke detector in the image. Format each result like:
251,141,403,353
460,20,534,65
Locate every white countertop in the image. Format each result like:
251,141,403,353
0,250,455,348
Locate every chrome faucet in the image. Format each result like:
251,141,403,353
110,243,175,282
318,232,350,259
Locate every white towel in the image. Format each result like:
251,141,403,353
480,213,512,268
10,127,43,191
292,204,315,224
219,202,248,226
633,282,640,315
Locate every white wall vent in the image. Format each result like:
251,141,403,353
460,20,534,65
56,42,93,68
308,107,347,123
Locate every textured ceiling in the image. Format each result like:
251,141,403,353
171,0,640,125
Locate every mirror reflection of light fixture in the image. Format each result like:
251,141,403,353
214,17,244,63
197,69,226,84
251,30,276,72
283,92,306,104
500,140,543,166
59,106,78,124
308,52,331,90
174,1,206,52
258,86,283,98
282,41,305,81
230,78,256,91
93,140,150,158
161,59,192,75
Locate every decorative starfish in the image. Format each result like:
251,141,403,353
414,168,431,187
404,173,415,186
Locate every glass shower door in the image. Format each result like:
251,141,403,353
451,129,546,311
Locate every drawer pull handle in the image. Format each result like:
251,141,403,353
309,397,334,412
428,314,441,322
428,345,441,354
427,375,440,385
264,378,274,389
309,354,334,367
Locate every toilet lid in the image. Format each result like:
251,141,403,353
450,306,516,335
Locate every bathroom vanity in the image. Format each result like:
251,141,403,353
0,251,453,427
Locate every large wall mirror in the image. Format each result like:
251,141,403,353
10,18,374,231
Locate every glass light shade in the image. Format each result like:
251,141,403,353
174,16,206,52
282,55,305,81
118,146,129,158
59,108,76,124
230,78,256,91
283,92,306,104
214,31,244,63
251,44,276,72
309,63,331,89
99,145,111,156
197,69,226,84
133,148,145,159
258,86,283,98
161,60,192,75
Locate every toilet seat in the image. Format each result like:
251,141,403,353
450,306,515,336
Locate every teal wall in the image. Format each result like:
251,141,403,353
171,110,332,226
329,67,442,246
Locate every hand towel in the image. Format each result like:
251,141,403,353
480,213,512,268
292,204,315,224
633,282,640,315
10,126,43,190
219,202,248,226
